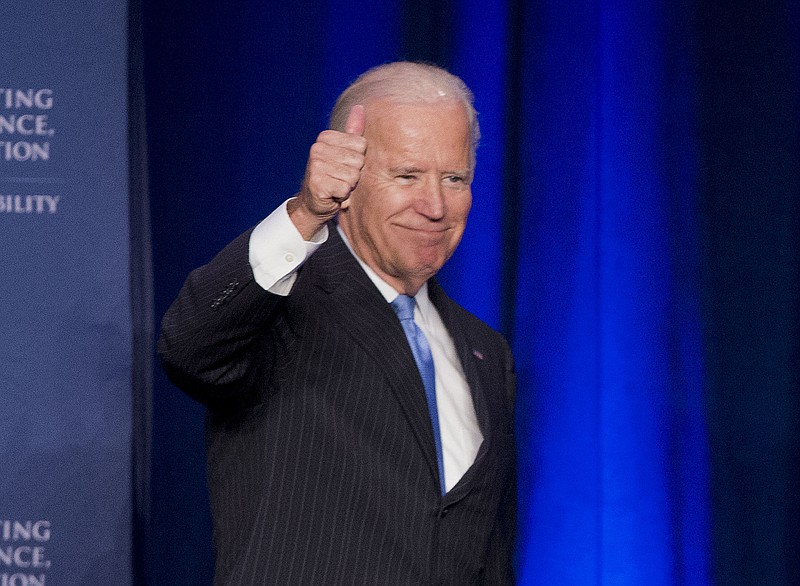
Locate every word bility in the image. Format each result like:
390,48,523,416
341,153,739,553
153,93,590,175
0,195,60,215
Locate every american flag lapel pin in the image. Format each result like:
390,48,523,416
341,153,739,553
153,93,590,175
472,349,484,360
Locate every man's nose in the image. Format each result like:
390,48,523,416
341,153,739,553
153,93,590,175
417,178,445,220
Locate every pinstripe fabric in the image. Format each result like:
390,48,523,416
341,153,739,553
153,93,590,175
158,225,516,585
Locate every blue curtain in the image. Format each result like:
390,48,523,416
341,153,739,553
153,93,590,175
141,0,799,583
512,0,710,583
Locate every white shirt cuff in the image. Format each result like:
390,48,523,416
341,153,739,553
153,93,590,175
248,199,328,295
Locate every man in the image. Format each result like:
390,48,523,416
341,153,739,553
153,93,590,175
159,62,516,585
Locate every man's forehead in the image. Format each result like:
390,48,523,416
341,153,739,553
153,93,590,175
359,98,472,168
362,100,470,141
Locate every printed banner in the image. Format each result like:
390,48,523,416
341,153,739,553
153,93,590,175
1,2,133,584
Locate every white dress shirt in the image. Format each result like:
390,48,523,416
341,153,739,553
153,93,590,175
248,200,483,491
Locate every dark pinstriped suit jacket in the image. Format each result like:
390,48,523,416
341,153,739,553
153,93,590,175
159,224,516,585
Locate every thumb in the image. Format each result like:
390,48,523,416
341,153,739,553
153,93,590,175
344,104,365,135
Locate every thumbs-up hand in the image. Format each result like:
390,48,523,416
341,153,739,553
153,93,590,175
289,105,366,240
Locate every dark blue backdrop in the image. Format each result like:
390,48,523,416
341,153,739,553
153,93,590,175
2,2,133,584
142,0,799,584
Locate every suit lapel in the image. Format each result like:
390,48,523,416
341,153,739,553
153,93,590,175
304,226,442,484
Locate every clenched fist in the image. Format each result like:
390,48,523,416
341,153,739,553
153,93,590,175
288,105,366,240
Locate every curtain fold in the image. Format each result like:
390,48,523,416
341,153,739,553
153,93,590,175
697,0,800,583
509,1,711,582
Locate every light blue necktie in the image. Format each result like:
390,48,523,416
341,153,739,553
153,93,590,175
391,294,445,495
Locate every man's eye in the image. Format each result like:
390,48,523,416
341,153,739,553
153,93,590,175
397,174,417,181
445,175,465,184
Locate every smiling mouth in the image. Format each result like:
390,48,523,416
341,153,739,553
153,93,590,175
395,224,449,234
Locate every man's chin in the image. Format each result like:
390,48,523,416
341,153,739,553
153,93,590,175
402,257,448,283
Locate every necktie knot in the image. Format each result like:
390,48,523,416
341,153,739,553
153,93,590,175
391,294,416,322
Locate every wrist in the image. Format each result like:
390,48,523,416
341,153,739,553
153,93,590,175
287,196,333,241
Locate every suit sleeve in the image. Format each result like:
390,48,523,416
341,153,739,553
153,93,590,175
157,229,284,408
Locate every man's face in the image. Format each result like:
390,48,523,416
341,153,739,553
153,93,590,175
339,98,473,295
